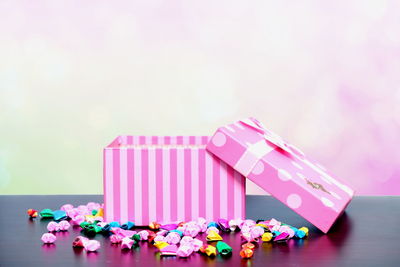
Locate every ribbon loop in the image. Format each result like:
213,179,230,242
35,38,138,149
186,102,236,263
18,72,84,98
240,118,305,159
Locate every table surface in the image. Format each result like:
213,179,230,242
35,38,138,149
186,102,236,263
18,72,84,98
0,195,399,267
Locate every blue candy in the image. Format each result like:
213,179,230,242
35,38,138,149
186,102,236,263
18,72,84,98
121,221,135,230
295,229,306,239
207,222,219,229
52,210,67,221
109,221,121,228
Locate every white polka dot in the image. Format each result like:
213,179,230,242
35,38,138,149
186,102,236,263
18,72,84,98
291,161,303,170
339,184,354,197
287,194,302,209
296,172,306,180
212,132,226,147
278,169,292,181
321,197,334,207
330,192,341,200
252,161,264,175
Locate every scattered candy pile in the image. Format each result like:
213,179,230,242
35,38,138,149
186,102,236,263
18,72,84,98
29,202,309,259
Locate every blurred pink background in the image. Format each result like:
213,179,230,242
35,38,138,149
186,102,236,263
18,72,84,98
0,1,399,195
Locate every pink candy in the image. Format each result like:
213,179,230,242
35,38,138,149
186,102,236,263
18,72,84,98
250,226,264,239
121,237,135,250
160,244,178,256
72,236,100,252
177,244,194,257
73,236,89,247
111,228,136,238
154,235,165,242
182,222,201,237
47,221,70,232
47,221,60,232
59,221,71,231
279,225,295,238
164,232,181,245
110,234,123,244
41,233,56,244
138,230,149,241
71,215,85,226
180,236,203,252
85,240,101,252
60,204,74,212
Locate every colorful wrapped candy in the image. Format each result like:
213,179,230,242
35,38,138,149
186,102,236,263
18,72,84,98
39,209,54,219
73,236,89,247
261,232,273,242
41,233,56,244
217,219,230,232
160,244,178,256
27,209,38,218
206,230,223,242
47,221,60,232
154,241,169,250
298,227,309,237
85,240,101,252
216,241,232,256
52,210,67,221
164,232,181,245
176,244,194,258
240,247,254,259
149,222,161,230
199,245,217,257
121,237,135,250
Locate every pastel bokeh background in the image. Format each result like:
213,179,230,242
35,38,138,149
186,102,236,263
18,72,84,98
1,1,399,195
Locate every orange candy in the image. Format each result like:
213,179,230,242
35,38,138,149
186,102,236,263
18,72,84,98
149,222,161,230
240,248,254,259
241,242,255,250
27,209,38,218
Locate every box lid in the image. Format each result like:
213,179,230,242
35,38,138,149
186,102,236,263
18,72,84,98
206,117,355,233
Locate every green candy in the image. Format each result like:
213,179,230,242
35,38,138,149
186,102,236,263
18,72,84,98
80,222,91,228
92,210,97,216
94,225,102,233
39,209,54,218
216,241,232,256
83,225,97,237
131,234,141,245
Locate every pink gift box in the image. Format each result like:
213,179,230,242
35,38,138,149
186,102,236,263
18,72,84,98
206,118,355,233
103,135,245,225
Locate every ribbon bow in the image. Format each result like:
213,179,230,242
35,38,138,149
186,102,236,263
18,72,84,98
239,118,305,159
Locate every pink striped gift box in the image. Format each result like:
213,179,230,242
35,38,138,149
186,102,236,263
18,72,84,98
103,135,246,225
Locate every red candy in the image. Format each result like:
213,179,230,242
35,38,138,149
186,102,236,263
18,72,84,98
27,209,38,218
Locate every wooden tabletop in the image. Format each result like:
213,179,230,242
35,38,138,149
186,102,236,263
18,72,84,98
0,195,399,267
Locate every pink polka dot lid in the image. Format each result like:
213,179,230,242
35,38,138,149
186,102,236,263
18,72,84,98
206,117,355,233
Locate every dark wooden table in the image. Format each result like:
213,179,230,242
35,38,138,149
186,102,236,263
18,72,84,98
0,195,399,267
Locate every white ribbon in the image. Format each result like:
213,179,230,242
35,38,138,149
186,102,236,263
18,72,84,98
234,118,305,176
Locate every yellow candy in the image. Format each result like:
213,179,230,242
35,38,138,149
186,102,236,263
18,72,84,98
261,232,273,242
204,245,217,257
95,208,104,217
206,230,223,242
85,215,95,221
154,241,169,250
255,223,268,229
299,227,309,236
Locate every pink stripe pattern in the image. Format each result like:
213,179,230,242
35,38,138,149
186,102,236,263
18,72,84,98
104,136,246,225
